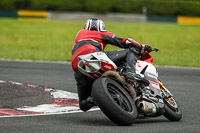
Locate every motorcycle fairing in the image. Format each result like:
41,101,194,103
136,60,160,90
78,52,117,79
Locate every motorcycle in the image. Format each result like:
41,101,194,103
77,48,182,125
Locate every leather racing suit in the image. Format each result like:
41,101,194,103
72,29,143,111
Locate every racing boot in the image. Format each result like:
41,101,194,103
79,96,96,112
125,48,149,86
125,71,149,86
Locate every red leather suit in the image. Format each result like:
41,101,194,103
72,29,143,111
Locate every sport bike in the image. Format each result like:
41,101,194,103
77,48,182,125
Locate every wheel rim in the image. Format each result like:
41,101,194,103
165,96,179,112
107,83,133,112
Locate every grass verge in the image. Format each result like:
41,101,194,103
0,18,199,67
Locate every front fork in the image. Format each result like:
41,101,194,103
159,80,173,98
159,80,176,106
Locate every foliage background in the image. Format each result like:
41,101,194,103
0,0,200,16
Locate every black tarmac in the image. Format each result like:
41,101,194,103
0,81,53,108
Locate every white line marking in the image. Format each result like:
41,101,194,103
0,80,100,118
0,108,100,118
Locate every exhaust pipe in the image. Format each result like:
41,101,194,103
137,100,156,115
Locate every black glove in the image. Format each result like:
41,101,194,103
145,45,152,53
141,44,152,55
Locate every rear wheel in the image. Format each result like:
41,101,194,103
92,77,137,126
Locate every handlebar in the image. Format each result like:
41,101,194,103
151,48,159,52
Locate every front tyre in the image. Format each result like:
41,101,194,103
92,77,137,126
159,81,182,121
163,96,182,121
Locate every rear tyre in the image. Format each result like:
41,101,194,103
92,77,137,126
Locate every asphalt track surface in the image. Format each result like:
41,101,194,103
0,60,200,133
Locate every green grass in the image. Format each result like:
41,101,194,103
0,18,200,67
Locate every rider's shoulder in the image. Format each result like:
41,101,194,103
101,30,115,36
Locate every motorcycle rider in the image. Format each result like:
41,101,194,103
72,18,152,111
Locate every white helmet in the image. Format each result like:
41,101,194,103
84,18,105,31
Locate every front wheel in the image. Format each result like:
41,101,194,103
92,77,137,126
159,81,182,121
163,96,182,121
